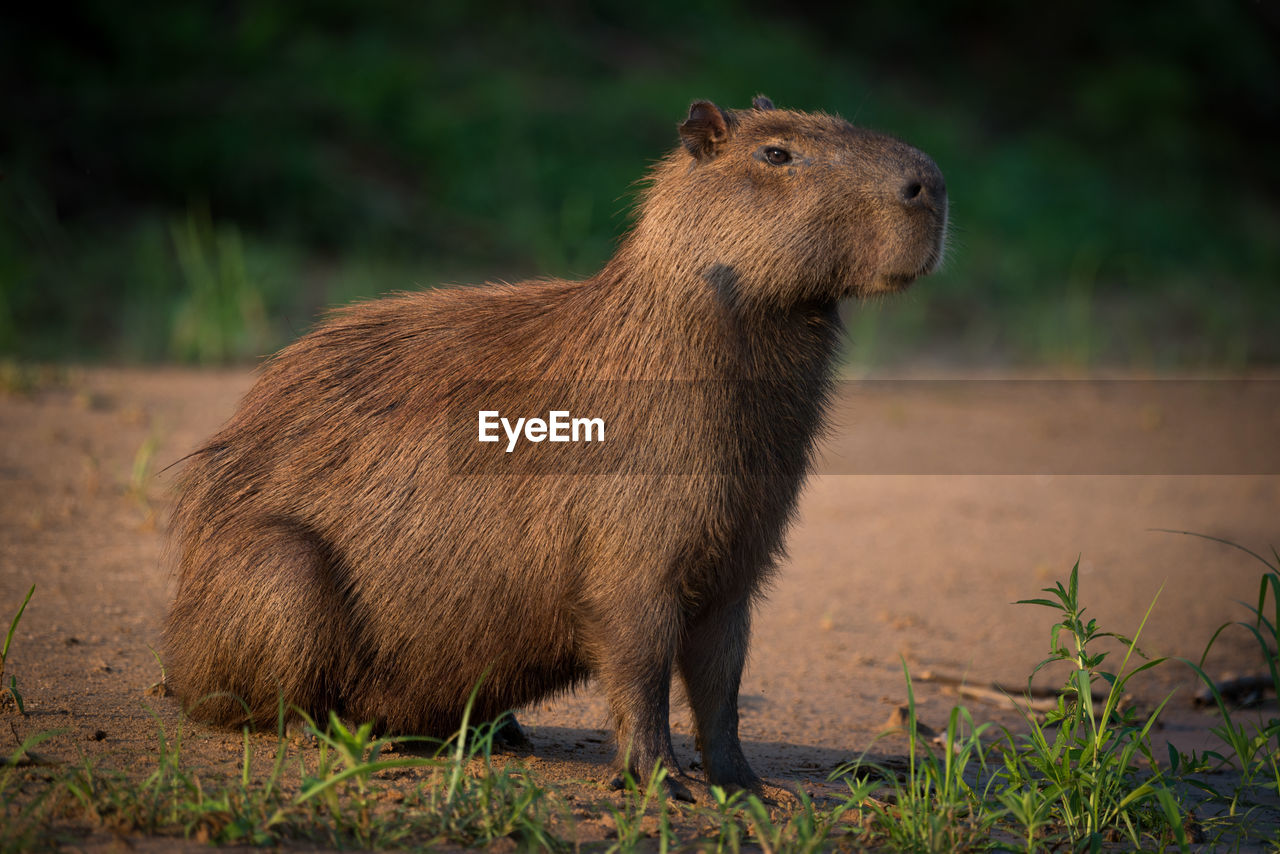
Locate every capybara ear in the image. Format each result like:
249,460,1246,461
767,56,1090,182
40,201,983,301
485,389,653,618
752,94,775,111
679,100,732,162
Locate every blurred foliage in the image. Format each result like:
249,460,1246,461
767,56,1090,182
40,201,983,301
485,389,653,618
1,0,1277,366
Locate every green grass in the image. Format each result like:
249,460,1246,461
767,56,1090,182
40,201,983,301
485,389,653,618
0,584,35,715
829,563,1187,852
51,704,558,850
836,678,999,852
167,208,271,365
1163,532,1280,841
3,551,1278,850
0,730,63,854
0,587,62,854
998,564,1181,850
604,761,679,853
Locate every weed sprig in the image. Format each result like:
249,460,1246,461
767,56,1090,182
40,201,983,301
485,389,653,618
0,585,35,715
1163,532,1280,834
1002,561,1182,850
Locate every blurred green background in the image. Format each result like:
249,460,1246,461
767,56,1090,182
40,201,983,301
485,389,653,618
2,0,1277,368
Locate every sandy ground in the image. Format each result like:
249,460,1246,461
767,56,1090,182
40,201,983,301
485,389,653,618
1,367,1277,845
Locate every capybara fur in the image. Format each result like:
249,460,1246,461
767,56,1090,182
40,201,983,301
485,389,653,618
163,96,948,795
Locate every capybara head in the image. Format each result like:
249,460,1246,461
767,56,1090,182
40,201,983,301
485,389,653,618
631,94,948,311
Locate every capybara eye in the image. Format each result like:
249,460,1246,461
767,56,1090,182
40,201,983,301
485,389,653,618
763,146,792,165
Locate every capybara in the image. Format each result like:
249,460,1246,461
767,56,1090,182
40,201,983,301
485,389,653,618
163,95,948,796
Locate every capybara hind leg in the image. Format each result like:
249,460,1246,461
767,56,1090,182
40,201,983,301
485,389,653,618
164,520,355,729
677,598,760,790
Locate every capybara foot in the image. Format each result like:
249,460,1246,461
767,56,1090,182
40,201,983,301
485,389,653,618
492,714,531,751
608,772,695,803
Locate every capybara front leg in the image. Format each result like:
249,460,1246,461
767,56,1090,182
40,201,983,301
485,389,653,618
589,605,691,801
677,598,761,790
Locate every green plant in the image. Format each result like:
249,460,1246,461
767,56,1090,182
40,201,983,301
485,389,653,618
6,3,1280,368
745,786,865,854
995,778,1059,854
0,585,35,714
127,432,162,523
701,785,748,853
1164,532,1280,809
604,759,678,854
837,667,997,853
0,361,42,396
690,779,872,854
295,711,424,847
168,208,269,364
826,562,1199,851
1006,561,1182,850
65,710,193,836
400,687,561,849
0,729,63,853
60,692,560,849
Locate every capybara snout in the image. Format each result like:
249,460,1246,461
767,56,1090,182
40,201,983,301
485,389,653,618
897,161,945,210
865,141,948,291
164,95,947,795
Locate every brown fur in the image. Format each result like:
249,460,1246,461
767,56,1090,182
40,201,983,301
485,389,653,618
162,96,947,793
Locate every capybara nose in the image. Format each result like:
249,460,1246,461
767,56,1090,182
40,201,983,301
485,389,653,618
899,163,946,212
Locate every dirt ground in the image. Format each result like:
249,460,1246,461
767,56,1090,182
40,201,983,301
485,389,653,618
1,367,1277,845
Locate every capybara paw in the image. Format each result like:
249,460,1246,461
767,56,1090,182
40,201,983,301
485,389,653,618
491,714,531,751
607,772,695,803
